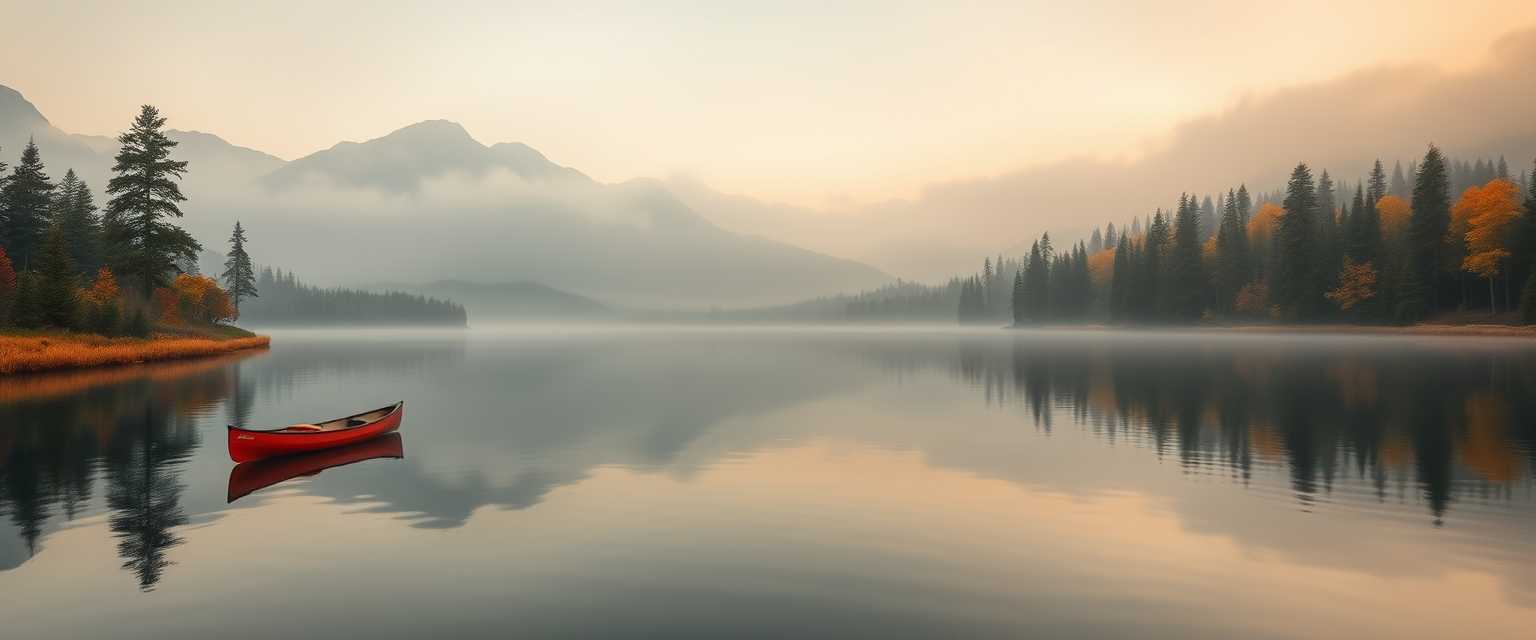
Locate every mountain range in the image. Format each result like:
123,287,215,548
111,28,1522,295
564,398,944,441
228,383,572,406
0,84,891,309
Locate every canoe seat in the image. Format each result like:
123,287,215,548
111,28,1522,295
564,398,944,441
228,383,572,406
286,424,325,432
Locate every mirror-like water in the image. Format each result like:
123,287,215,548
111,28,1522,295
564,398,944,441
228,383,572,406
2,327,1533,638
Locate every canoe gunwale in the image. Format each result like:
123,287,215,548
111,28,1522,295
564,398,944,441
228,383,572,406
227,401,404,435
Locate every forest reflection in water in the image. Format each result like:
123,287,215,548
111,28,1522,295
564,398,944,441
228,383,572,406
0,327,1533,600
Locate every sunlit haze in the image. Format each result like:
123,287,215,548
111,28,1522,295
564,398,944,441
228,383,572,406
4,1,1535,207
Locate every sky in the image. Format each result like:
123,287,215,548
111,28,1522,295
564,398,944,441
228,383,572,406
5,1,1536,209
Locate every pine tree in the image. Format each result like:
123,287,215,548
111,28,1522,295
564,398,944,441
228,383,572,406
0,139,55,268
221,221,258,313
1143,210,1171,319
1170,193,1205,320
104,105,201,295
1088,228,1103,254
11,271,41,329
1404,145,1451,319
50,169,102,275
1011,269,1026,325
1110,234,1131,320
35,227,78,329
1236,184,1252,227
1105,222,1117,248
1275,163,1319,320
1390,161,1410,199
1215,187,1250,312
1367,160,1388,208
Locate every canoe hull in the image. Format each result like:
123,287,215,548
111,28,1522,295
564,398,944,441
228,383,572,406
228,402,403,463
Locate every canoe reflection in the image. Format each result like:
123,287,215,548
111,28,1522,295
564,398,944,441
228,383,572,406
227,433,405,503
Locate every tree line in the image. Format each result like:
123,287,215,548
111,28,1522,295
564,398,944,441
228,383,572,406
972,147,1536,325
0,105,259,335
238,268,468,327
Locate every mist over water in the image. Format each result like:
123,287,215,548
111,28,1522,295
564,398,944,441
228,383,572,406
1,326,1533,638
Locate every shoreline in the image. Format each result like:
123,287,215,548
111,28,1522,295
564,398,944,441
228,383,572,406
1007,322,1536,338
0,333,272,376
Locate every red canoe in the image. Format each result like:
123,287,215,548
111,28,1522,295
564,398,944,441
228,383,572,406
227,433,405,503
227,402,404,463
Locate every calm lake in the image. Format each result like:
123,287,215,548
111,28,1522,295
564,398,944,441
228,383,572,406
2,326,1534,638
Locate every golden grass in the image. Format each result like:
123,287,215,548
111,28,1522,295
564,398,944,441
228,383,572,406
0,333,270,375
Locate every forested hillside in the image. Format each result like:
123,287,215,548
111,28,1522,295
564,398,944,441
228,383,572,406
239,268,467,327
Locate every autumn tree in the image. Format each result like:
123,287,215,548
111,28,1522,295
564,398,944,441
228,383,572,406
104,105,200,295
1457,179,1521,314
1326,257,1378,316
0,246,14,325
83,267,122,335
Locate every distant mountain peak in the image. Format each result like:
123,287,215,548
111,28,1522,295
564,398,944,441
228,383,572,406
0,84,52,132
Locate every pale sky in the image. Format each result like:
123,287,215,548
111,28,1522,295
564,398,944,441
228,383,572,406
4,1,1535,207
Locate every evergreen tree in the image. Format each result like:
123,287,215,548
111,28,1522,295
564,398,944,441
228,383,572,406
1142,210,1171,319
104,105,200,295
0,139,55,268
1024,240,1049,321
1170,193,1205,320
1275,163,1319,320
1110,234,1131,320
1104,222,1117,248
221,221,258,313
1215,188,1250,312
1011,269,1025,325
1236,184,1252,227
1367,160,1388,208
1088,228,1103,254
11,271,41,329
35,227,78,329
1404,145,1450,319
50,169,102,275
1390,161,1410,198
1199,195,1217,240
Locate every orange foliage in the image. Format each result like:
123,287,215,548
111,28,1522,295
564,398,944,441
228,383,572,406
1233,280,1270,316
82,268,121,306
0,334,269,375
1087,248,1115,288
0,246,15,298
1246,203,1283,247
153,287,180,325
1325,258,1378,311
1457,179,1520,279
1459,392,1524,484
172,274,237,324
1376,195,1411,238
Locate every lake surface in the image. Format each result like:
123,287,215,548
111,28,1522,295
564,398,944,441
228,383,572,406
2,326,1534,638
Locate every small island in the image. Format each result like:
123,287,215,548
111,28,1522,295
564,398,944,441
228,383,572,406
0,105,268,375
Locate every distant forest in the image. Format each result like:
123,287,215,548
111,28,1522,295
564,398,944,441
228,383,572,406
948,149,1536,326
239,268,467,327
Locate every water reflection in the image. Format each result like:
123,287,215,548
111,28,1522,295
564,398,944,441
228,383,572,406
1,328,1534,605
943,332,1536,523
228,433,404,503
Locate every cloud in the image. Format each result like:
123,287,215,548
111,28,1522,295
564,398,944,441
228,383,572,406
683,26,1536,282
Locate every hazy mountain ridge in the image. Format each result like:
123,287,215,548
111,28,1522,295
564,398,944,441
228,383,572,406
366,280,611,320
0,85,893,308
